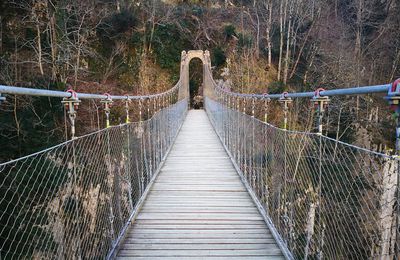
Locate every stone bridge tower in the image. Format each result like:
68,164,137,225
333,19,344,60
178,50,213,102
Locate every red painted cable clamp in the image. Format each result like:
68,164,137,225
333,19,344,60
386,79,400,112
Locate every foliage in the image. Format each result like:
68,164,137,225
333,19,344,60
0,93,64,162
223,24,237,39
237,33,253,49
211,47,226,67
97,9,137,46
152,24,192,73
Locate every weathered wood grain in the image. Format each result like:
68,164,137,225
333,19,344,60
117,110,283,259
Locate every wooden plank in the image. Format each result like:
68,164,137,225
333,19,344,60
144,201,254,205
140,207,260,213
128,229,271,234
122,238,277,244
147,191,252,195
148,187,250,191
120,243,279,250
136,213,264,221
130,224,268,230
132,219,267,224
118,249,283,257
117,256,285,260
126,233,272,239
117,110,283,259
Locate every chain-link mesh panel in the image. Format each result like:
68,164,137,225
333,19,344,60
0,99,187,259
205,97,399,259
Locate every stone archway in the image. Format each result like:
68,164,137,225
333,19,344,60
178,50,212,104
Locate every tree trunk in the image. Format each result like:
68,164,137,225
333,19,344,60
290,22,314,79
35,21,44,75
74,46,81,87
389,47,400,81
255,7,260,59
278,0,286,81
355,0,363,103
148,0,156,52
266,0,272,67
333,106,342,160
49,14,58,81
283,15,292,85
14,36,18,82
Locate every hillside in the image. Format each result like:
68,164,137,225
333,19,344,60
0,0,399,161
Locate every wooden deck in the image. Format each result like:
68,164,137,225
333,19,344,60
116,110,284,259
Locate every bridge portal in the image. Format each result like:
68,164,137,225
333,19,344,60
178,50,213,106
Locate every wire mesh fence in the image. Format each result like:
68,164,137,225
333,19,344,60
0,99,188,259
206,96,399,259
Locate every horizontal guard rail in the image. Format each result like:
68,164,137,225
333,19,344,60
0,80,181,100
206,66,394,99
219,84,391,99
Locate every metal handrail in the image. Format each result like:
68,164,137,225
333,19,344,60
206,66,395,99
1,77,396,101
217,83,391,99
0,80,181,100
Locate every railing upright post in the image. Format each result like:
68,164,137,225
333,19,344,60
167,93,171,144
263,93,270,123
147,97,151,120
236,96,240,163
103,104,115,250
61,89,82,258
124,97,134,212
161,95,165,154
136,97,144,195
279,92,292,131
153,97,158,170
311,88,330,135
101,93,113,128
146,98,152,180
125,96,131,124
306,89,330,259
224,94,228,144
243,98,247,179
139,98,143,122
262,94,270,208
228,95,232,151
278,92,292,243
251,97,256,189
155,96,160,166
62,89,81,139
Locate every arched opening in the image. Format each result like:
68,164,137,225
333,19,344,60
189,57,203,109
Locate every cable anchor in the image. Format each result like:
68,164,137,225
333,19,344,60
62,89,81,139
278,92,292,130
251,97,256,118
311,88,330,135
124,95,131,124
139,98,143,122
101,93,113,128
263,93,271,123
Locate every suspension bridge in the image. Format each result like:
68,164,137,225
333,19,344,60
0,50,399,259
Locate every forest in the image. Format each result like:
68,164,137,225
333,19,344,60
0,0,399,161
1,1,400,259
